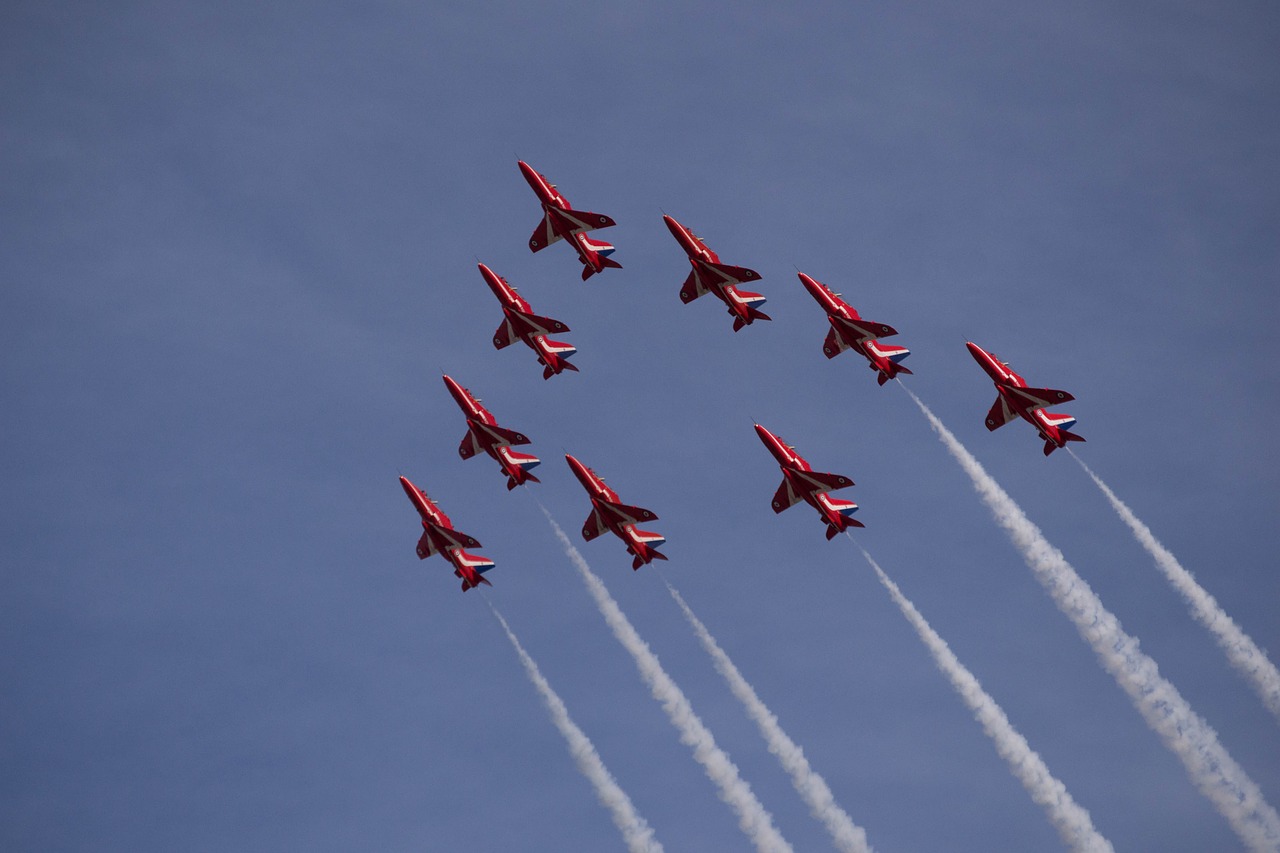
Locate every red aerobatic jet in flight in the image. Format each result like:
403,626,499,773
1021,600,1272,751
755,424,864,540
798,272,912,386
565,454,667,570
967,341,1085,456
663,214,770,332
399,475,495,591
477,262,578,379
519,160,622,281
442,375,540,490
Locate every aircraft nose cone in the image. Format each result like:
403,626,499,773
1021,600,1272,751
965,341,984,361
442,374,466,403
661,215,682,237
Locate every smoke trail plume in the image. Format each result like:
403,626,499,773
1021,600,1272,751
903,386,1280,851
484,597,664,853
662,577,873,853
852,542,1113,853
1071,450,1280,725
538,504,794,853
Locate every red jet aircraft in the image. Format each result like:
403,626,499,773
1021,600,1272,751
755,424,864,540
442,375,540,490
967,341,1085,456
478,263,578,379
519,160,622,281
565,454,667,570
399,475,495,591
798,272,912,386
663,214,770,332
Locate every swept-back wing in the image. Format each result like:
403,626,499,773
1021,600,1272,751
985,396,1018,431
771,479,801,513
582,509,607,542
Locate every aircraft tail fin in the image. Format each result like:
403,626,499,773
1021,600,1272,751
500,448,541,489
824,497,864,539
1043,431,1085,457
825,514,866,540
539,343,578,380
630,542,669,570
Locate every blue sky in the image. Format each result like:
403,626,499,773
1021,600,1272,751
3,2,1278,850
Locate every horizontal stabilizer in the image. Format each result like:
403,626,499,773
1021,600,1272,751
631,528,666,546
825,517,866,540
542,357,579,380
455,549,495,571
541,338,577,356
868,341,910,363
1041,412,1077,429
582,235,616,255
506,470,540,490
499,447,541,470
631,544,668,571
731,307,770,332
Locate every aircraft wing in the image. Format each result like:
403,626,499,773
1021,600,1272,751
822,327,850,359
794,470,854,493
1014,386,1076,409
437,527,482,551
771,479,801,513
582,508,608,542
848,318,898,340
679,270,708,303
510,309,571,338
493,319,517,350
550,207,616,235
416,531,437,559
704,260,760,285
985,395,1018,431
458,430,482,460
601,500,658,525
529,214,562,252
483,423,530,447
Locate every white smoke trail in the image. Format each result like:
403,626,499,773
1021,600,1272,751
484,597,664,853
852,542,1113,853
903,386,1280,851
1071,450,1280,725
661,577,873,853
537,504,794,853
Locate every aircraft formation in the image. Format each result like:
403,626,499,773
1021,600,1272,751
402,160,1085,589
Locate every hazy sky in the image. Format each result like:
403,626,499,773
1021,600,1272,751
3,2,1278,850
